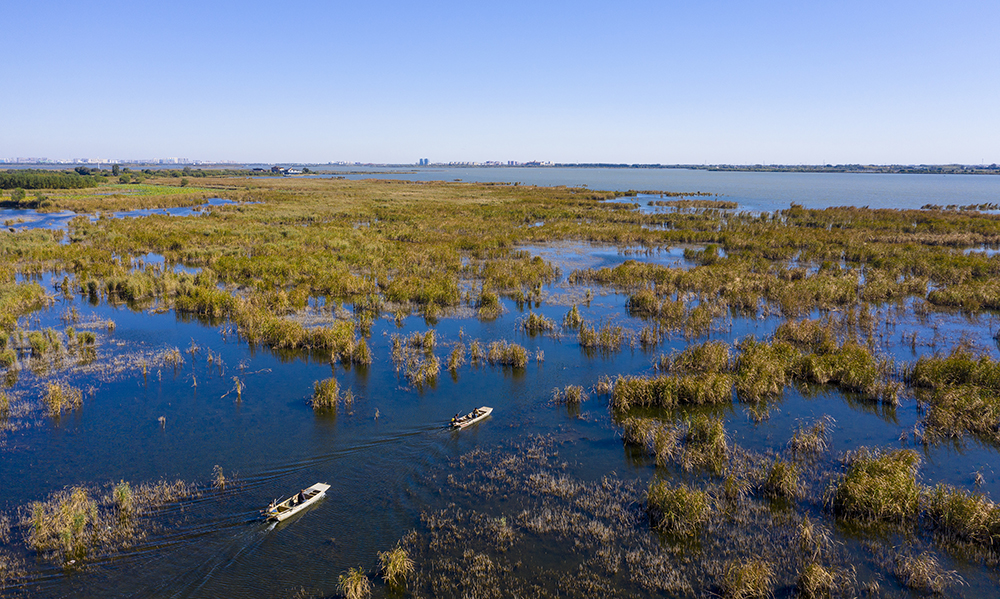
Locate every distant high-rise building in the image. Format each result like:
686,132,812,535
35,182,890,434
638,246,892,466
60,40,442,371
418,158,429,166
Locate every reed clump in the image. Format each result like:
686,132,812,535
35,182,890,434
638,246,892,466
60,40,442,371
448,342,466,372
42,382,83,416
404,354,440,387
620,414,726,472
611,373,733,411
592,374,612,395
620,416,659,447
773,318,839,354
522,312,557,335
212,465,227,490
922,483,1000,546
920,385,1000,443
796,343,901,405
563,304,583,328
892,551,962,594
829,447,920,522
910,345,1000,390
552,385,587,405
788,417,833,457
338,566,371,599
468,340,484,365
662,340,732,373
112,481,134,517
646,480,710,536
760,459,799,500
476,289,502,320
734,337,797,402
24,486,97,561
486,340,528,368
796,562,835,599
683,414,728,472
378,545,414,588
391,333,441,386
578,321,625,353
721,558,775,599
906,345,1000,442
311,378,341,411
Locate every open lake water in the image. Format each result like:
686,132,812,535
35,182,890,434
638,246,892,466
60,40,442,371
2,170,1000,597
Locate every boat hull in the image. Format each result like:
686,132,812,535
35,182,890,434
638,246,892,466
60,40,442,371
451,406,493,430
265,482,330,521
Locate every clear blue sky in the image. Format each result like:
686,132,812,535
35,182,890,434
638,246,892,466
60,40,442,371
3,0,998,164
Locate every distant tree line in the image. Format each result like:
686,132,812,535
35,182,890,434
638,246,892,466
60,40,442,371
0,170,101,190
145,167,272,178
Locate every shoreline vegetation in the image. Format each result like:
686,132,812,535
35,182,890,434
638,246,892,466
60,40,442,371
3,172,1000,595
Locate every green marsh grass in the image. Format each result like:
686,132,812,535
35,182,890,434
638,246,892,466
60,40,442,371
611,373,733,411
796,562,835,599
829,447,920,522
908,345,1000,442
760,459,799,501
15,171,1000,593
682,414,728,472
311,377,353,411
476,289,502,320
485,340,528,368
646,479,710,536
391,333,442,386
16,478,193,566
578,321,625,353
721,558,775,599
552,385,587,405
468,340,484,365
734,337,796,402
661,339,732,373
922,483,1000,546
619,414,727,471
795,342,901,405
25,486,97,561
113,481,134,517
448,342,466,372
563,304,583,328
521,311,557,335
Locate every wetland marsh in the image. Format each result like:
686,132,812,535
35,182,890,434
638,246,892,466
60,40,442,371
2,172,1000,597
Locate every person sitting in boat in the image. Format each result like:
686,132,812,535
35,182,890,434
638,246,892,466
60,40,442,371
267,500,277,515
451,413,460,424
297,490,305,504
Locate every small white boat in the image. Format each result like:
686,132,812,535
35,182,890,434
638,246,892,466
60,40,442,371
451,406,493,430
264,483,330,521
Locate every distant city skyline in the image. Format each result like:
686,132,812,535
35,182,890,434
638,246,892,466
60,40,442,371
3,1,998,165
3,156,999,170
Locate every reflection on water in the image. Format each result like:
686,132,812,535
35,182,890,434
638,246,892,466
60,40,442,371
518,242,705,279
0,198,240,233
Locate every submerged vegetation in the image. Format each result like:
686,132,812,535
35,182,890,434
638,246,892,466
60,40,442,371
18,479,194,565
